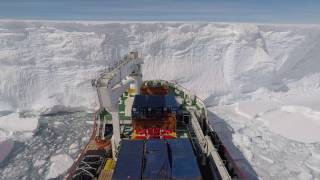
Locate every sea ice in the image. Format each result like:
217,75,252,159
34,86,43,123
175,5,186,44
46,154,73,179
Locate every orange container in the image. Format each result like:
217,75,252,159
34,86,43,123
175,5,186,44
140,85,169,95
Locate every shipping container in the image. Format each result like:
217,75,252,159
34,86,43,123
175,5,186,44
143,140,171,180
140,82,169,95
168,139,202,180
133,116,176,130
132,95,177,119
112,140,144,180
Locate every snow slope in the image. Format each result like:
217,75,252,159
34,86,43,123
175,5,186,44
0,21,319,112
0,20,320,179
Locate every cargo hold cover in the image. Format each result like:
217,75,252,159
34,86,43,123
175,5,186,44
112,140,144,180
143,140,171,180
168,139,202,180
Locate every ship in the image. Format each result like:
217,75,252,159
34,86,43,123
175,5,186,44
66,52,249,180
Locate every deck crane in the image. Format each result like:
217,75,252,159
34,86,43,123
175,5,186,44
93,51,143,159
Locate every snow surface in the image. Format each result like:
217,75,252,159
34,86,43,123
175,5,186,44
0,20,320,179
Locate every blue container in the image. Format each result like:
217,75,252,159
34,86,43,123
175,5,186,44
112,140,144,180
132,95,177,119
168,139,202,180
164,95,178,113
143,140,171,180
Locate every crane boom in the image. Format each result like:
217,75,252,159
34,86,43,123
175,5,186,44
93,52,143,158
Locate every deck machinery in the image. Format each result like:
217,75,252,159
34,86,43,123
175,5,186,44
67,52,246,180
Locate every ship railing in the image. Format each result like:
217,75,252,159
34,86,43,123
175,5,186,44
65,110,99,180
147,79,249,180
207,125,248,179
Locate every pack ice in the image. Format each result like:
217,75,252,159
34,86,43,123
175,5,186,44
0,20,320,179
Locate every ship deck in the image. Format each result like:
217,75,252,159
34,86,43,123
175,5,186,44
67,80,240,180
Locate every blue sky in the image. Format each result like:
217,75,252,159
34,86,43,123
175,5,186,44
0,0,319,23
